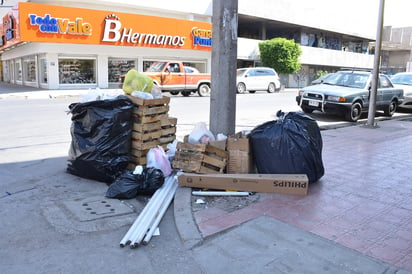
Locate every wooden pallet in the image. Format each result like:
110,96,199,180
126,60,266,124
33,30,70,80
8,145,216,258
172,142,228,174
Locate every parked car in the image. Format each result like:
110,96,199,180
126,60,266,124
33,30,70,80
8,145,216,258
296,70,404,122
390,72,412,110
236,67,281,94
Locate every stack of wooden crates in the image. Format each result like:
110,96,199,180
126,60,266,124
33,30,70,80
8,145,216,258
172,139,228,174
127,95,177,169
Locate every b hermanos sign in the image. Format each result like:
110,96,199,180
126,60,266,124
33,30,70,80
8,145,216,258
1,2,212,51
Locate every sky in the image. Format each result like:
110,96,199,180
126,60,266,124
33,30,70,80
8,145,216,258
384,0,412,27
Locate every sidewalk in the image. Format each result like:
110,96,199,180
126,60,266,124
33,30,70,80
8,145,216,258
1,82,412,273
174,117,412,273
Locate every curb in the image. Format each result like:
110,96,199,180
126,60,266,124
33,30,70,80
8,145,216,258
173,186,203,250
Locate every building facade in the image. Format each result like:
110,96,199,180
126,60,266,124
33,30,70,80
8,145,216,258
1,0,398,89
379,26,412,74
0,1,212,89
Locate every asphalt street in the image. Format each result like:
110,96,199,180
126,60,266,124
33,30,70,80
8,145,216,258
0,83,411,273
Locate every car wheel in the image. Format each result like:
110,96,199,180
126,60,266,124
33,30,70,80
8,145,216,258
267,83,276,93
181,91,191,97
249,90,256,94
237,83,246,94
384,99,397,116
169,91,179,95
198,83,211,97
301,106,314,114
345,102,362,122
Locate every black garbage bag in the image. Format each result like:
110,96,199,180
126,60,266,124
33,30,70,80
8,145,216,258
250,111,324,183
67,96,133,183
105,170,142,199
105,167,165,199
139,167,165,195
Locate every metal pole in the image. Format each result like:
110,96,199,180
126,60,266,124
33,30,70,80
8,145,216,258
366,0,385,127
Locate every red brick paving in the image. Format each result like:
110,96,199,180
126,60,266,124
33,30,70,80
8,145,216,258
193,120,412,272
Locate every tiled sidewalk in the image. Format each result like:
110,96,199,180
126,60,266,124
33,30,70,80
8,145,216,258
193,119,412,272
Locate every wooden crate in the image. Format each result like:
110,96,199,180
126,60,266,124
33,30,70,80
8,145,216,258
131,138,160,151
127,95,170,107
172,142,228,174
160,117,177,145
127,96,173,166
128,95,170,124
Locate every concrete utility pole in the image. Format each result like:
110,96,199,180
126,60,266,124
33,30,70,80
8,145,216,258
366,0,385,127
210,0,238,136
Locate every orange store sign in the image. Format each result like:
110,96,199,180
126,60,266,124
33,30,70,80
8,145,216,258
16,2,211,51
28,14,92,36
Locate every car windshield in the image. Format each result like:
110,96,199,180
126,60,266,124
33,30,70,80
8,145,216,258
391,74,412,86
237,69,247,77
146,62,166,72
323,72,369,89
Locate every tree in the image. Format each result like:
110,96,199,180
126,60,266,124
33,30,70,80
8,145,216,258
258,38,302,74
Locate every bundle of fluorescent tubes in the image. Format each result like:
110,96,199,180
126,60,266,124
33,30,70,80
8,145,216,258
120,174,178,248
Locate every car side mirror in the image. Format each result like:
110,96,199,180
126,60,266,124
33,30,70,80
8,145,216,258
245,75,248,78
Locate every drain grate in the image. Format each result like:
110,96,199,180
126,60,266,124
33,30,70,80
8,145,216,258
81,200,115,215
63,196,134,222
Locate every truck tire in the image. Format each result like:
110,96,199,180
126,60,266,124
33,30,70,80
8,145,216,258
169,91,179,95
198,83,211,97
181,91,191,97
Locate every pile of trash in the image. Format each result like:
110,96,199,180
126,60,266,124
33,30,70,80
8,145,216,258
66,70,325,249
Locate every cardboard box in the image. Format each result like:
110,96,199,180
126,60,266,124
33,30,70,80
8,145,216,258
227,131,249,151
178,173,309,195
226,132,254,174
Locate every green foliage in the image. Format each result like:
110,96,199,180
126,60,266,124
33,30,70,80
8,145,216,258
258,38,302,74
316,70,329,78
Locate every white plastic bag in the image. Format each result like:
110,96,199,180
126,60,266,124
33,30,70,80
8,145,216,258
151,85,163,99
131,91,154,100
166,139,178,162
146,146,172,176
188,122,215,144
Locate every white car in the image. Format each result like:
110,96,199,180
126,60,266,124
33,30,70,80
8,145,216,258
391,72,412,110
236,67,281,94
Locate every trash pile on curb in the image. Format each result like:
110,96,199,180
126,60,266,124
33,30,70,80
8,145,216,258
65,70,325,248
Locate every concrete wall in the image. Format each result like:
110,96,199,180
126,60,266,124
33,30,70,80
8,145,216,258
238,38,374,69
238,0,377,39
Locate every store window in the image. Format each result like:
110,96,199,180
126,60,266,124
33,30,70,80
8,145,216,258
108,59,135,83
59,58,96,84
39,58,47,84
15,59,22,81
23,56,37,83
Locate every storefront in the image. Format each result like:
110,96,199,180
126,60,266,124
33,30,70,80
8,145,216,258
0,2,212,89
